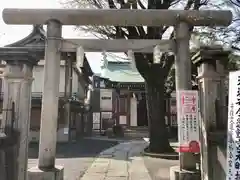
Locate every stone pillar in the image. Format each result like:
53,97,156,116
2,61,33,180
216,59,228,129
64,54,73,141
28,20,63,180
174,22,192,89
170,21,199,180
192,47,230,180
197,62,220,180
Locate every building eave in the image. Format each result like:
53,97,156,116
5,25,46,48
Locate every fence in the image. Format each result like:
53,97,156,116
0,101,20,180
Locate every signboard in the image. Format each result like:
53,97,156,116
226,71,240,180
177,90,200,153
63,128,69,135
100,89,112,111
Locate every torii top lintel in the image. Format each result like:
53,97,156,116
2,9,232,26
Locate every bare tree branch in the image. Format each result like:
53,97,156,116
62,0,208,84
230,0,240,8
108,0,117,8
170,0,181,6
137,0,146,9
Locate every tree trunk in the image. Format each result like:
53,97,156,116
146,77,174,153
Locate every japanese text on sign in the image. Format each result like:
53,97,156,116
227,71,240,180
177,90,200,153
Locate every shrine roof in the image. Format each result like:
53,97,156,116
5,25,45,47
98,61,144,83
1,25,93,75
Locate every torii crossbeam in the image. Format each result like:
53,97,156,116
61,39,175,52
3,9,232,26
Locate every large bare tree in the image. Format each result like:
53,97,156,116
62,0,208,153
228,0,240,51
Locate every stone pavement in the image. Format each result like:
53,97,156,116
80,140,151,180
28,137,178,180
28,139,118,180
142,138,178,180
144,155,178,180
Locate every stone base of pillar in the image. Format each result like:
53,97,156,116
170,166,200,180
28,165,64,180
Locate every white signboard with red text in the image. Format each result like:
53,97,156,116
177,90,200,153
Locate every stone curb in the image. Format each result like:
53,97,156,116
142,150,179,160
83,136,128,143
80,140,152,180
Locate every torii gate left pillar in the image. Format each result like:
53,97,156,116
28,20,64,180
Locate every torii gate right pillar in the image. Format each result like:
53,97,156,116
170,21,200,180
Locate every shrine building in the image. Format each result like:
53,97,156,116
88,52,148,133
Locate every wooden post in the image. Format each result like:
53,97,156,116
127,92,131,127
64,54,73,141
116,92,120,125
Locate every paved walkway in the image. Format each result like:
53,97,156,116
80,140,151,180
28,139,118,180
144,156,178,180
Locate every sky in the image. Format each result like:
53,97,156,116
0,0,236,72
0,0,128,73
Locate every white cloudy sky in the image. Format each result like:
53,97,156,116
0,0,234,72
0,0,70,46
0,0,129,73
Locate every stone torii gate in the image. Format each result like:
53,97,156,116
2,8,232,180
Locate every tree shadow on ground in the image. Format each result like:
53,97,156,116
28,139,118,158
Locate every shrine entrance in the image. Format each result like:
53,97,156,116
1,7,232,180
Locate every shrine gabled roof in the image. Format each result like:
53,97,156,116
99,61,144,83
5,25,46,47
